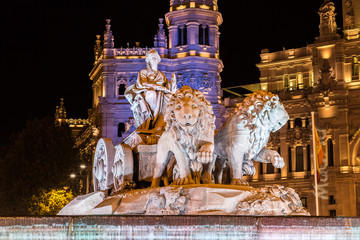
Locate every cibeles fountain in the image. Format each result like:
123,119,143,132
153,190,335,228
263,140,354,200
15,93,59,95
59,50,309,216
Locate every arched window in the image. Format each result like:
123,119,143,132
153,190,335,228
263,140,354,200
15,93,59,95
296,146,304,172
199,24,209,45
118,122,126,137
327,139,334,166
177,25,187,46
118,83,126,96
116,75,127,97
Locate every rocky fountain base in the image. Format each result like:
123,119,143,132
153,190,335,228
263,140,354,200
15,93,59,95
58,184,309,216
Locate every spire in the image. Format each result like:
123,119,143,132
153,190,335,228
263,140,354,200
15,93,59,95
103,19,114,48
94,35,102,61
55,98,67,126
154,18,167,48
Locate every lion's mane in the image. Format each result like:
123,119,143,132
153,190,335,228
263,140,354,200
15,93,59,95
229,90,282,159
164,86,215,161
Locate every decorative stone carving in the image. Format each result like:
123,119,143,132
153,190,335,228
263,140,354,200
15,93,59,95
286,126,311,145
214,91,289,185
344,0,355,29
59,185,309,216
112,144,134,191
93,138,115,191
318,0,337,37
316,59,337,92
151,86,216,187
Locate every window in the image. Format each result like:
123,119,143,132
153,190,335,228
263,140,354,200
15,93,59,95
329,210,336,217
118,83,126,96
329,195,336,205
199,24,209,45
267,162,274,174
327,139,334,166
294,118,302,128
118,122,126,137
297,73,303,89
177,25,187,46
352,56,359,76
310,71,314,87
284,74,289,91
300,197,308,208
296,146,304,172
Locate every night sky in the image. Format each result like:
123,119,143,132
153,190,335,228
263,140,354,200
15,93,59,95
0,0,341,145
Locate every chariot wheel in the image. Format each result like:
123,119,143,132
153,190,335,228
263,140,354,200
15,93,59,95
93,138,115,192
112,143,134,191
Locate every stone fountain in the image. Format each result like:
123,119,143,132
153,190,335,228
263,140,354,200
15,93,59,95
59,50,309,217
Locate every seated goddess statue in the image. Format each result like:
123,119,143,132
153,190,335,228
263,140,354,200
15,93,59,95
125,49,176,133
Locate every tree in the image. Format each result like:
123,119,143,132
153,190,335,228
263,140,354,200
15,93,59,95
28,188,75,215
0,116,80,215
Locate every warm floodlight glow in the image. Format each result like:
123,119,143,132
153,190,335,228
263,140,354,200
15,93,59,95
70,173,76,178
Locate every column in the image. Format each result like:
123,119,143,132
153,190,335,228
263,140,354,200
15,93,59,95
208,25,219,48
303,145,308,172
186,21,199,46
168,25,178,50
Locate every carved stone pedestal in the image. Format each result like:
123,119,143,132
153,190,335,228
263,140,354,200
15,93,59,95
58,184,309,216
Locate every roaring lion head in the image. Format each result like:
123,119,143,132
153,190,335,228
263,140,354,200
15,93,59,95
233,90,289,158
164,86,215,160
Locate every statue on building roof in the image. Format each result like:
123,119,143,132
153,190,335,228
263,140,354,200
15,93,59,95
318,0,337,37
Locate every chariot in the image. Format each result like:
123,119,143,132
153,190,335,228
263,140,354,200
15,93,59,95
92,131,162,192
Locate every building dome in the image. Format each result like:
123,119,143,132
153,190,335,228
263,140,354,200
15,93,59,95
170,0,218,9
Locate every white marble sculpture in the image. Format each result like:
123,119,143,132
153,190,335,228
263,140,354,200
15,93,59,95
93,138,115,191
151,86,216,187
60,88,309,216
214,90,289,185
112,144,135,191
58,184,309,216
125,49,177,131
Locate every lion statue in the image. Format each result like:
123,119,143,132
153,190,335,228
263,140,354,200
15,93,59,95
214,90,289,186
151,86,216,187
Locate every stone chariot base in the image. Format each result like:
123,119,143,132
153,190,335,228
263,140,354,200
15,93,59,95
58,185,309,216
1,216,359,239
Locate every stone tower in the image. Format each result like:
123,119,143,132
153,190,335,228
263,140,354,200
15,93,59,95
165,0,225,125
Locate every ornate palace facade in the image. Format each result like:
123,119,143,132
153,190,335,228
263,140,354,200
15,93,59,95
234,0,360,217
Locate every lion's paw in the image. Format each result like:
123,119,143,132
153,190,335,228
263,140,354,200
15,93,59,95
231,178,249,186
171,176,195,185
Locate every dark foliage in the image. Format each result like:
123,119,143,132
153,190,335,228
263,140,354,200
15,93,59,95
0,116,80,215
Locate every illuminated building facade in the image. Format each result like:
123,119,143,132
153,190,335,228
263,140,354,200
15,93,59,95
89,0,224,147
232,0,360,217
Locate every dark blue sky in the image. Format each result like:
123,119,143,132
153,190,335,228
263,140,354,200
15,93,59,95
0,0,341,144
